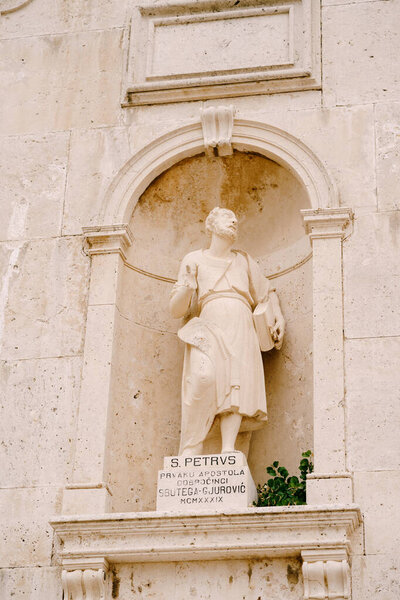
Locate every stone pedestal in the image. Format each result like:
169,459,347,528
51,505,361,600
156,453,257,512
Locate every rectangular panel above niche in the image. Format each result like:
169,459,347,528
123,0,321,106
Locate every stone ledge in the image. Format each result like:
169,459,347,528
51,505,361,567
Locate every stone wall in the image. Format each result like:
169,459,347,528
0,0,399,598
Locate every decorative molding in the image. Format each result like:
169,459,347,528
97,120,338,226
301,208,353,240
63,557,109,573
62,562,108,600
0,0,33,15
200,105,235,156
123,0,320,105
82,225,133,260
302,549,351,600
121,249,312,285
51,506,361,564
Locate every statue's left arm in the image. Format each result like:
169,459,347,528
268,290,285,350
246,253,285,350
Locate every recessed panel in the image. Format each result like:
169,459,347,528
149,11,292,80
124,0,321,105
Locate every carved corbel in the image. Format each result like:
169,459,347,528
62,562,108,600
200,105,235,157
301,550,351,600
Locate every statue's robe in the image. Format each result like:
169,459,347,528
171,249,274,454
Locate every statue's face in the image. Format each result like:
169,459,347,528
212,209,238,241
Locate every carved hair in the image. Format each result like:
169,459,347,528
205,206,236,236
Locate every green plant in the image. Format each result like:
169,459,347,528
254,451,314,506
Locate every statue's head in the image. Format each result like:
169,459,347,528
205,207,238,241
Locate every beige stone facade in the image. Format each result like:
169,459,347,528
1,1,399,598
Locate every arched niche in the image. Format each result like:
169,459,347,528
99,119,338,227
67,119,352,516
106,150,313,511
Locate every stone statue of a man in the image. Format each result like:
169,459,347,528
170,207,285,457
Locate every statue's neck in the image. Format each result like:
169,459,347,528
207,234,235,260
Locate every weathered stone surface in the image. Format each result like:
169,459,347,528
0,566,62,600
116,557,303,600
0,237,89,360
323,1,400,106
0,132,69,240
62,127,131,235
0,486,61,567
345,338,400,472
0,0,127,37
343,211,400,339
0,357,81,487
223,106,376,209
286,106,376,209
0,29,123,135
352,554,400,600
107,316,183,512
375,101,400,211
354,470,400,555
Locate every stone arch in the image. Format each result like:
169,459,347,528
99,119,338,226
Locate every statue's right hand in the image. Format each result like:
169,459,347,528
183,263,198,290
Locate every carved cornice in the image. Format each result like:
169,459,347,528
301,208,353,240
51,505,361,566
82,224,133,260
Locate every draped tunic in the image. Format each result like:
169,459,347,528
171,249,273,453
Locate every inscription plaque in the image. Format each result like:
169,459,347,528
157,453,257,512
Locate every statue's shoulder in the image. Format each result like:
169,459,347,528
234,249,249,259
235,249,260,265
234,249,252,266
234,250,268,279
180,249,203,264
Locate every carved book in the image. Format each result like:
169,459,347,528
253,300,275,351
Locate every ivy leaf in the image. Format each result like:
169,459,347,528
273,461,279,468
270,478,280,490
266,467,276,476
277,466,289,479
288,476,299,487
